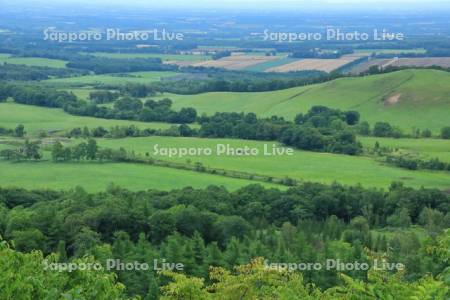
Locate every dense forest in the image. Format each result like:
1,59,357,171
0,183,448,298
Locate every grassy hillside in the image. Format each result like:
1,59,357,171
163,69,450,133
97,136,450,190
0,160,271,191
0,102,173,134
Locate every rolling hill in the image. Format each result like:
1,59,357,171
164,69,450,133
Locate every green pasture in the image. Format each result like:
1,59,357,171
0,53,67,68
0,102,173,134
96,136,450,190
45,71,178,86
0,160,273,192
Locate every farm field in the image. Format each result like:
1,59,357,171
355,48,426,55
182,55,281,70
96,136,450,190
0,102,173,134
0,53,67,68
0,160,269,191
161,69,450,133
89,52,212,61
45,71,178,85
243,57,298,72
360,136,450,162
266,54,365,73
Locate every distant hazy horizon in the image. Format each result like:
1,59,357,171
5,0,450,10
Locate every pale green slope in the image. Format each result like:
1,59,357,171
165,69,450,133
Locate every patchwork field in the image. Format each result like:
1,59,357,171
45,71,178,86
161,69,450,133
89,52,211,61
0,102,173,134
188,55,281,70
0,53,67,68
266,54,365,73
96,136,450,190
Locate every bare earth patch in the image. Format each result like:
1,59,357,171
385,93,402,106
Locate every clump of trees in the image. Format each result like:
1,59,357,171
65,97,198,124
198,106,362,155
0,139,41,161
0,124,25,137
89,90,119,104
386,155,450,171
51,139,127,162
0,63,87,81
441,126,450,139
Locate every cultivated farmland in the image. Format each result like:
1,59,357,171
173,55,282,70
266,54,365,73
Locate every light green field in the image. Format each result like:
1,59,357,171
45,71,178,85
244,57,298,72
0,53,67,68
360,136,450,162
64,88,97,100
161,69,450,133
89,52,211,61
0,160,272,192
96,136,450,190
0,102,172,134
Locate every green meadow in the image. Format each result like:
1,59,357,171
96,136,450,190
45,71,178,86
0,53,67,68
161,69,450,133
0,102,172,134
0,160,271,192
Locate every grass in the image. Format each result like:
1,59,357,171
0,102,173,134
89,52,211,61
45,71,178,86
0,160,274,192
360,136,450,162
64,88,97,100
0,53,67,68
96,136,450,190
160,69,450,133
